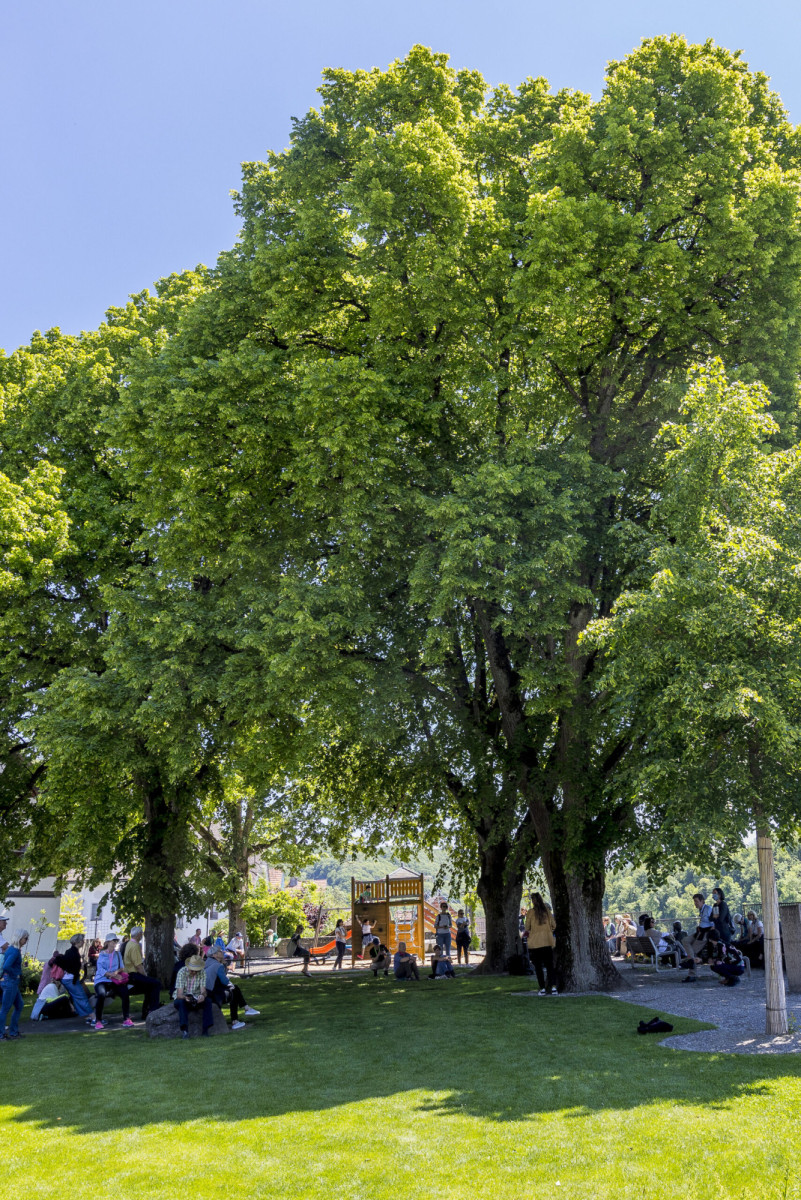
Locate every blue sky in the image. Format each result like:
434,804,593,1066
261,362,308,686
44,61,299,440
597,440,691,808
2,1,799,352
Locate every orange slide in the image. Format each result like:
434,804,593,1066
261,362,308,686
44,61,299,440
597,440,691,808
308,929,351,962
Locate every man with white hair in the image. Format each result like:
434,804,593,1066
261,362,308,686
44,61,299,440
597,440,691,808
123,927,162,1019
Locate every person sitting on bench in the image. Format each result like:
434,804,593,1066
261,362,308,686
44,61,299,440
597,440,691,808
226,931,246,965
123,926,162,1019
205,947,259,1028
93,934,133,1029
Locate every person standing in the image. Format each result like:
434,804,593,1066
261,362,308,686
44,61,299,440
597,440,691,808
93,934,133,1029
123,927,162,1019
0,929,28,1039
189,928,203,947
524,892,557,995
455,910,472,965
434,902,453,956
711,888,735,942
333,919,348,970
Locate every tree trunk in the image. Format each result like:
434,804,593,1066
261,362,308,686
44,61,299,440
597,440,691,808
545,854,621,992
144,911,175,988
228,899,245,939
472,837,524,973
757,823,787,1035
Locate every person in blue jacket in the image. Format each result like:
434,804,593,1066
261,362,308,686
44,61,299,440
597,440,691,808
0,928,29,1040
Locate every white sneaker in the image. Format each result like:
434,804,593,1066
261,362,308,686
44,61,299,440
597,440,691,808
231,1020,247,1030
538,988,548,995
244,1007,260,1016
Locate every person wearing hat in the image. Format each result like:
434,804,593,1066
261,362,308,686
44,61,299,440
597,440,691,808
205,946,259,1029
93,934,134,1029
173,954,214,1038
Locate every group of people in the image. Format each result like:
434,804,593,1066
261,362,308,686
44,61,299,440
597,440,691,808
0,911,261,1040
603,889,766,986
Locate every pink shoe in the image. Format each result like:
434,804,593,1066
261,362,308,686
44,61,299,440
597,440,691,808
122,1019,134,1027
93,1021,104,1031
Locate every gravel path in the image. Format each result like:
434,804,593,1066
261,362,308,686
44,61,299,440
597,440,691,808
613,973,801,1055
517,971,801,1055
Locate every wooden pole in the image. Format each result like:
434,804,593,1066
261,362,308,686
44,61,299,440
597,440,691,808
756,821,787,1036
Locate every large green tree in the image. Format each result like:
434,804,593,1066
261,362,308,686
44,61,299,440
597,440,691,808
116,38,801,985
0,460,69,874
0,274,224,982
588,362,801,1027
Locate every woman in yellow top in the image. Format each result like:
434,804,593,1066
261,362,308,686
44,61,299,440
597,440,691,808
524,892,557,995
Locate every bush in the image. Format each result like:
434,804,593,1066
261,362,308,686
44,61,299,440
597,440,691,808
210,918,229,943
20,955,43,994
241,879,307,942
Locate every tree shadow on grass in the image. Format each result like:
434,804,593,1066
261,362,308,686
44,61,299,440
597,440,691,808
3,976,793,1134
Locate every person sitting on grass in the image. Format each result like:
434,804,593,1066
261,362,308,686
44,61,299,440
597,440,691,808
289,925,311,977
707,932,746,987
371,944,392,978
92,933,133,1029
173,954,214,1038
430,944,455,979
31,982,76,1021
205,947,259,1029
0,929,28,1040
393,942,420,980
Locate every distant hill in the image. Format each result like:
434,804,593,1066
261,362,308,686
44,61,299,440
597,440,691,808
301,849,454,899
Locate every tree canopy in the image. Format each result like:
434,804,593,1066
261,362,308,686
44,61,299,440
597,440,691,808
4,37,801,987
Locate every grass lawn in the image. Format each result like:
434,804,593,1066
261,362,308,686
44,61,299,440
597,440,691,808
2,973,801,1199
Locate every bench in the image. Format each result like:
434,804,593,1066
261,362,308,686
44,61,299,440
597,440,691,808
625,936,681,971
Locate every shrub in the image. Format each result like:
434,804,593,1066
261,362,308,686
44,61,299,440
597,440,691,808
241,879,307,942
20,955,43,994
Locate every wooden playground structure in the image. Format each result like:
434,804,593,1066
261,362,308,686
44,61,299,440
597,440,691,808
351,867,426,964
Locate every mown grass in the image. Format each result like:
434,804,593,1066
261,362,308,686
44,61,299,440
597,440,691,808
2,973,801,1199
